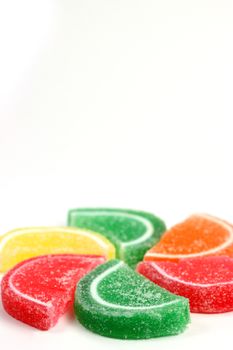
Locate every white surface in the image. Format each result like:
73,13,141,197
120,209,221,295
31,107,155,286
0,0,233,349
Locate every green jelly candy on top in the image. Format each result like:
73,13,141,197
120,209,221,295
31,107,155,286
68,208,166,267
74,260,190,340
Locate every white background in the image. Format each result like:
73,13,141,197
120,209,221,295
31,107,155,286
0,0,233,349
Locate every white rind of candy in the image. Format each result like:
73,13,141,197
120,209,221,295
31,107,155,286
8,255,103,308
90,261,179,310
8,258,54,307
146,213,233,259
0,227,110,254
150,262,233,288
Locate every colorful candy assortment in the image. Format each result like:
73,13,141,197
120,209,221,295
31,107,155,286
0,208,233,339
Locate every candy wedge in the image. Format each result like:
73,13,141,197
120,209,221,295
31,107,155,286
74,259,190,339
68,208,166,267
1,254,105,330
144,214,233,262
0,227,115,272
137,256,233,313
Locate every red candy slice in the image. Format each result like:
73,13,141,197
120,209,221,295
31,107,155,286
137,256,233,313
1,254,105,330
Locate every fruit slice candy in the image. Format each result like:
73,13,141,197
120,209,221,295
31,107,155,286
137,256,233,313
0,227,115,272
74,259,190,339
144,214,233,262
1,254,105,330
68,208,166,267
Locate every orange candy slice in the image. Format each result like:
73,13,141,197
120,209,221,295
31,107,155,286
144,214,233,262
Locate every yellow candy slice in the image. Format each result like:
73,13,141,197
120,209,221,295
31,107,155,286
0,227,115,272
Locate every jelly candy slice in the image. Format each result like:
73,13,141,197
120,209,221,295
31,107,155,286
137,256,233,313
144,214,233,262
74,259,190,339
0,227,115,272
68,208,166,267
1,254,105,330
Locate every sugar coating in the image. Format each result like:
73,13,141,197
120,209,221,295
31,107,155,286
74,259,190,339
144,214,233,261
137,256,233,313
1,254,105,330
0,227,115,272
68,208,166,267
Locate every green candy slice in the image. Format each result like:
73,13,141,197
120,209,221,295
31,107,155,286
68,208,166,267
74,260,190,339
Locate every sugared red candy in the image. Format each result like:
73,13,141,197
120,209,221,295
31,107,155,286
137,256,233,313
68,208,166,267
1,254,105,329
144,214,233,262
75,259,190,339
0,226,115,272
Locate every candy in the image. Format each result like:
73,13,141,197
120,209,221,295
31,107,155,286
144,214,233,262
1,254,105,330
68,208,166,267
137,256,233,313
0,227,115,272
74,259,190,339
